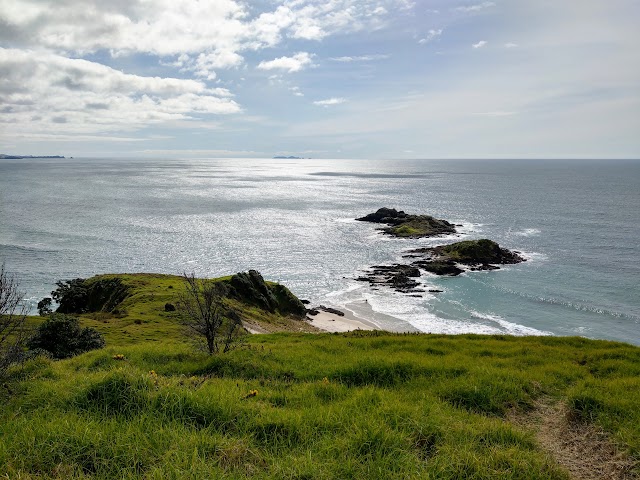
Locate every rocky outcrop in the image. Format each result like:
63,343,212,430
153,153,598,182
357,239,525,294
409,239,524,266
356,207,456,238
228,270,307,317
356,264,425,294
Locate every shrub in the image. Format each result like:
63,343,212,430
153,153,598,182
27,314,106,359
37,297,53,316
0,263,27,380
49,277,130,314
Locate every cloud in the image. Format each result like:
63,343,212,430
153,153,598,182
257,52,314,73
504,43,519,48
0,0,411,57
313,97,347,106
454,2,496,13
418,29,443,44
0,48,240,138
472,40,488,49
289,86,304,97
330,54,390,62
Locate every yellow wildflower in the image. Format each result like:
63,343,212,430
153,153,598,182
244,389,258,399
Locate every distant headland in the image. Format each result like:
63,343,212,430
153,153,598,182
272,155,309,159
0,154,65,159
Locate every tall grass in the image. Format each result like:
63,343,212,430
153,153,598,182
2,332,639,478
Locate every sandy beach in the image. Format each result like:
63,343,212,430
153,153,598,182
306,308,379,332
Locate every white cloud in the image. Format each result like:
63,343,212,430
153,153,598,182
330,54,390,62
0,0,411,57
504,43,519,48
313,97,347,106
454,2,496,13
0,48,240,138
418,29,443,44
472,40,488,49
289,86,304,97
257,52,314,73
0,0,248,56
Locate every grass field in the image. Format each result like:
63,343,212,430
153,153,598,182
1,274,639,479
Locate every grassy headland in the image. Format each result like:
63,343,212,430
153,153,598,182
2,273,639,479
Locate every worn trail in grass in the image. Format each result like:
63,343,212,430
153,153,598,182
510,398,638,480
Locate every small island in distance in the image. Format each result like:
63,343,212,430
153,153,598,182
1,153,65,159
272,155,309,159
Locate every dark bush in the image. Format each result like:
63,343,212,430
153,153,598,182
164,303,176,312
37,297,53,316
27,314,106,359
50,277,130,314
51,278,88,313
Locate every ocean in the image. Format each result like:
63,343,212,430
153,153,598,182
1,157,638,344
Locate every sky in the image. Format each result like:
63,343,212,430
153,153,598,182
0,0,639,159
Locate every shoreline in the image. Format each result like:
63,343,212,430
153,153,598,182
306,307,379,332
305,300,419,333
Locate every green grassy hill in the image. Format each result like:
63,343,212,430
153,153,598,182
2,274,639,479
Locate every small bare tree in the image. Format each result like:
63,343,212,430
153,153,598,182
1,263,28,379
178,273,243,354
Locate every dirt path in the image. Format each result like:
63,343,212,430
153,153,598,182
510,399,637,479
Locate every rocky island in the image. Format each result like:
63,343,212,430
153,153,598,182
0,154,65,159
355,209,525,294
356,207,457,238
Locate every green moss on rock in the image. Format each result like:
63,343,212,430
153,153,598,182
437,239,524,265
356,208,456,238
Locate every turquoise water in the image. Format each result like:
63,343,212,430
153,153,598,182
1,158,638,344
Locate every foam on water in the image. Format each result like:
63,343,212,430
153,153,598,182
518,251,549,262
456,222,484,235
324,283,365,298
468,310,552,336
512,228,541,237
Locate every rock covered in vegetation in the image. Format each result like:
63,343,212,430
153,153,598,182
358,239,525,294
228,270,307,317
356,207,456,238
410,239,525,266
